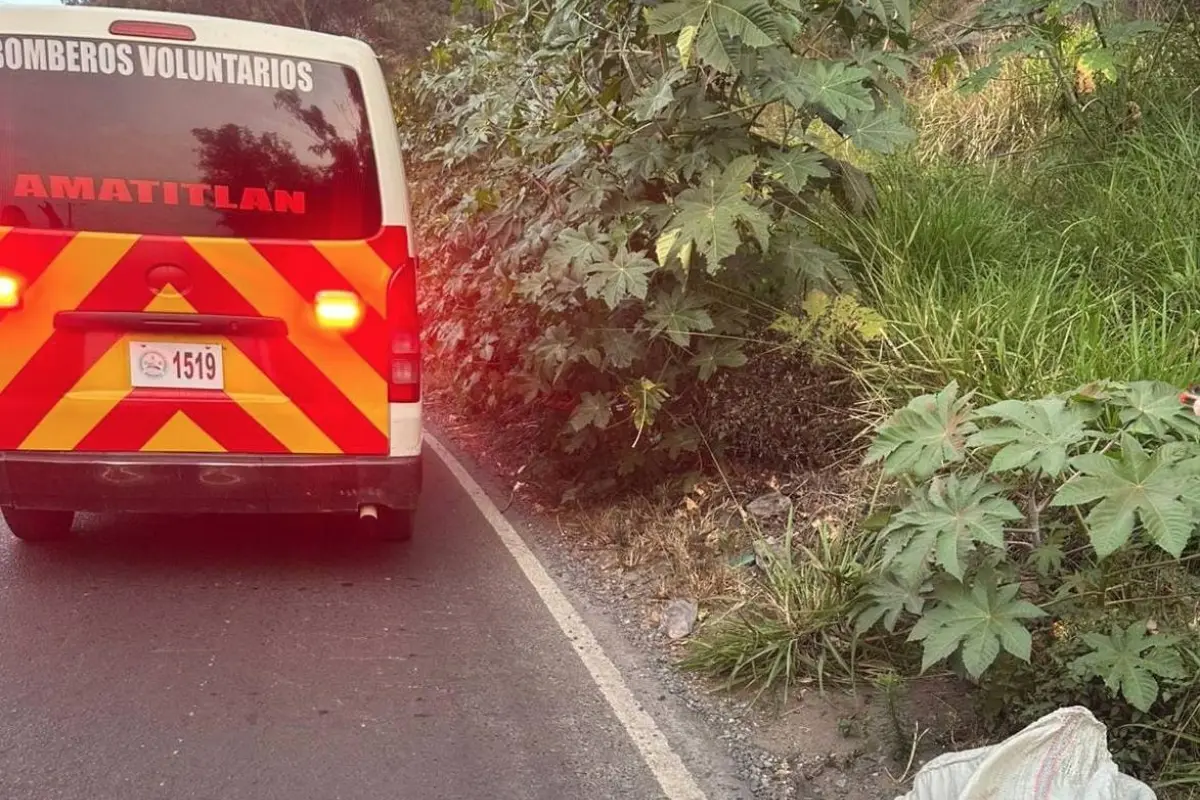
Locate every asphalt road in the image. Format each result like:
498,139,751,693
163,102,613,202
0,441,747,800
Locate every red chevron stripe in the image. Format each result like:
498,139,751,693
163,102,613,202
182,394,288,452
0,229,77,323
0,237,385,454
252,241,387,379
0,228,77,284
75,390,288,453
367,225,411,267
0,329,123,448
176,244,387,454
73,395,173,452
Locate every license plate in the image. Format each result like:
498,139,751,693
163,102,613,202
129,342,224,390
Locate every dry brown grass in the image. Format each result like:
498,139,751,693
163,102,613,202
553,462,878,604
558,495,748,602
907,55,1066,164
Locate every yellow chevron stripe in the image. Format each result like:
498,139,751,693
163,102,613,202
0,233,134,393
312,241,388,316
22,285,341,454
142,410,225,453
19,336,129,450
20,286,199,450
186,237,388,436
144,284,194,314
222,344,341,454
144,288,345,453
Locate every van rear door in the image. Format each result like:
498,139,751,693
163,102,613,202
0,29,407,457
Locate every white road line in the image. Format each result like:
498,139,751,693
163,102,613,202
424,432,709,800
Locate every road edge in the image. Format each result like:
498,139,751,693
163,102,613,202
425,430,714,800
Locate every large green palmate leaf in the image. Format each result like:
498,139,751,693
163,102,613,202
908,573,1046,678
1051,434,1200,558
968,396,1090,478
600,328,641,370
544,226,610,276
881,473,1024,584
690,338,747,381
856,573,931,634
568,391,614,432
646,0,779,74
759,52,877,119
646,0,778,43
644,287,715,347
657,155,771,272
768,222,851,292
530,323,576,382
583,245,658,309
865,381,978,480
1028,534,1066,578
1072,621,1186,712
1113,381,1200,440
840,107,916,153
644,0,707,34
629,68,686,122
765,148,830,195
1104,20,1164,45
612,136,675,181
792,60,875,119
693,20,743,74
708,0,778,46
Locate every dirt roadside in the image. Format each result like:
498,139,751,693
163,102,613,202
421,384,985,800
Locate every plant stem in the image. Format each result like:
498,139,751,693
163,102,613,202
1027,477,1043,546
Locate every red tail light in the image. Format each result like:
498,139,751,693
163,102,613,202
387,260,421,403
109,21,197,41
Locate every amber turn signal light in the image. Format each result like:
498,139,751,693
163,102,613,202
0,275,21,310
314,290,363,331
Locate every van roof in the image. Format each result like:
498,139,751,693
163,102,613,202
0,4,380,64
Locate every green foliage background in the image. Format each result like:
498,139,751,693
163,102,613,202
56,0,1200,789
400,0,915,486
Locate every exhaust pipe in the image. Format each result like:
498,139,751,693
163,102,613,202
359,504,378,521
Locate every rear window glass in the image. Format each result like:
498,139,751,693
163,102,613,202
0,36,382,240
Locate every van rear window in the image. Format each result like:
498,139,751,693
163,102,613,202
0,36,382,240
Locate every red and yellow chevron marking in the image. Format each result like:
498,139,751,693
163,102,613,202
0,225,410,456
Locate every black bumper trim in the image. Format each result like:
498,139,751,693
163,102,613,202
0,451,422,514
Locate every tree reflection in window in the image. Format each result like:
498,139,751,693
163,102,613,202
189,71,379,240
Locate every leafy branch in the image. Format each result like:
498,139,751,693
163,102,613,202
858,379,1200,709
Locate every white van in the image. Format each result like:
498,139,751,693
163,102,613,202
0,6,423,542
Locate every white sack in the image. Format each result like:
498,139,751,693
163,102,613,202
893,706,1157,800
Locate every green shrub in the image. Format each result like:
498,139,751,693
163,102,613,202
859,379,1200,789
400,0,918,486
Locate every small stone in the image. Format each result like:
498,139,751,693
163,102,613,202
747,492,793,519
661,599,698,640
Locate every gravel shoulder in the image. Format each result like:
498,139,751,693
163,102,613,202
424,416,977,800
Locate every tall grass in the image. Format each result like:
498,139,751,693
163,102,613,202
907,57,1065,164
682,514,897,699
821,101,1200,405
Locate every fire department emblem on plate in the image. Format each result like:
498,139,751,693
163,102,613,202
139,350,167,379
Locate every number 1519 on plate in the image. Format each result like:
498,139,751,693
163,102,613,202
129,341,225,391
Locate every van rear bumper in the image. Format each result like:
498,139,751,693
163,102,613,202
0,451,422,515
